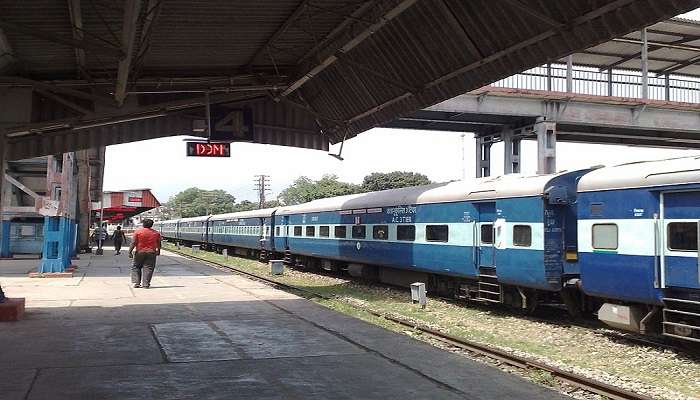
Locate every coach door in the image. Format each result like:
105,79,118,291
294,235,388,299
661,191,700,289
475,202,497,273
283,216,290,249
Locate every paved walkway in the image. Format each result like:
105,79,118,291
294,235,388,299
0,249,566,400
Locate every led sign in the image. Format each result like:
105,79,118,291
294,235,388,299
186,142,230,157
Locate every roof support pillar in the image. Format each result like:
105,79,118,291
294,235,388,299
546,63,552,91
566,55,573,93
502,129,520,174
75,150,92,252
641,27,649,100
664,73,671,101
535,117,556,175
0,137,9,258
475,136,491,178
607,69,613,96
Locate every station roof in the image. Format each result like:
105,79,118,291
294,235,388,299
1,0,699,159
94,188,160,223
567,17,700,77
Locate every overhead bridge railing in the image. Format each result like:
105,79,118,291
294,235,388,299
491,64,700,104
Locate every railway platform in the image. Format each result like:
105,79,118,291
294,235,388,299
0,249,566,400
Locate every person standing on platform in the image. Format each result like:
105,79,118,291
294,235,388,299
128,219,161,289
113,226,127,255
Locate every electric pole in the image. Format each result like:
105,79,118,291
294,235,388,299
253,175,271,209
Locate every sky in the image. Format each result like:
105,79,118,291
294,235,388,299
103,8,700,204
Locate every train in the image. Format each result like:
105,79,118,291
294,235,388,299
154,156,700,344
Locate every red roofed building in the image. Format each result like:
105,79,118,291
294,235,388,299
94,189,161,223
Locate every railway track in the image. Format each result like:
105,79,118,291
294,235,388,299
166,247,659,400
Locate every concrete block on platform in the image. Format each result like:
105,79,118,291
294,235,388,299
0,298,25,321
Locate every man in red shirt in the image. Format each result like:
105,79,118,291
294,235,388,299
128,219,162,288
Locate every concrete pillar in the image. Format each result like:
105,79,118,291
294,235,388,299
39,153,79,273
535,117,557,175
475,136,491,178
0,87,33,259
0,144,7,258
566,55,573,93
641,28,649,100
75,150,92,253
502,130,521,174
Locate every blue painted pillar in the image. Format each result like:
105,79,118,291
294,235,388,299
38,216,77,273
0,220,10,258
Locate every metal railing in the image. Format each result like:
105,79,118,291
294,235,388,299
492,64,700,104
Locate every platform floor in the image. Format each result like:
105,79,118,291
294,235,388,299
0,249,566,400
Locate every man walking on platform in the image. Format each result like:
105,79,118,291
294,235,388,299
113,226,127,255
128,219,161,289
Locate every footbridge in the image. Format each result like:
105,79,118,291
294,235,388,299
385,17,700,177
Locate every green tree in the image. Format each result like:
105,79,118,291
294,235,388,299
278,174,361,205
166,188,236,217
231,200,257,212
361,171,432,192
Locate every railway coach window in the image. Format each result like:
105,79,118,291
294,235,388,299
592,224,618,250
667,222,698,251
294,226,302,236
352,225,366,239
306,226,316,237
480,224,494,244
335,226,347,238
426,225,449,242
513,225,532,247
373,225,389,240
275,227,280,236
397,225,415,241
320,226,330,237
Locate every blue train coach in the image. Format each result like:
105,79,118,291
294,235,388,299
277,170,589,309
575,156,700,342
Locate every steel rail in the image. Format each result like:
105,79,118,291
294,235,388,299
166,247,657,400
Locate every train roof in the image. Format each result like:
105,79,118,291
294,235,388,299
278,171,582,215
208,208,277,220
577,155,700,192
177,215,211,223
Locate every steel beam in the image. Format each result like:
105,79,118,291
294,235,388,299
566,55,573,93
437,0,483,60
35,89,92,115
67,0,86,79
0,27,15,73
4,173,40,200
281,0,418,97
0,77,115,107
247,0,311,67
0,20,123,59
641,28,649,100
114,0,142,106
503,0,564,29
